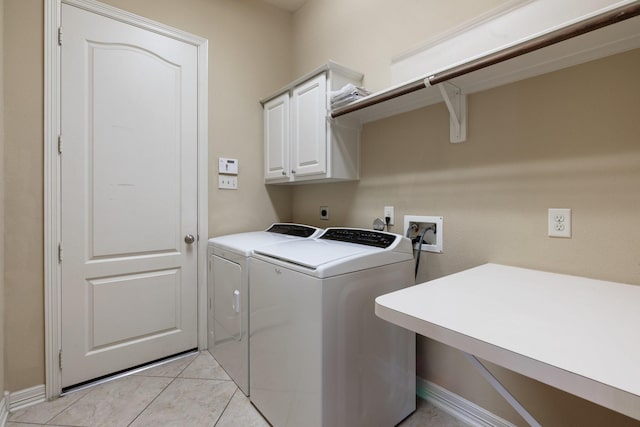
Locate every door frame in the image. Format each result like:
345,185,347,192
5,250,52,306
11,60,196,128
44,0,208,398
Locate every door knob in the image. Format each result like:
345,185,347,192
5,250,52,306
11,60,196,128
184,234,196,244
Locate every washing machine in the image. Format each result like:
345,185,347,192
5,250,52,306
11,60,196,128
207,223,323,396
249,228,416,427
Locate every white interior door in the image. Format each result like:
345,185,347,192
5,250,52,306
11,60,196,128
60,3,198,388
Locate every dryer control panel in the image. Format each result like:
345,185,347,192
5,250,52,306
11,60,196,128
267,223,319,238
320,228,396,248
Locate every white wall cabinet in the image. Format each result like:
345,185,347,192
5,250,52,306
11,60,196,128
263,93,290,181
262,62,363,184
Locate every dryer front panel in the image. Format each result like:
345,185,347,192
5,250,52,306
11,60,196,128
210,254,248,395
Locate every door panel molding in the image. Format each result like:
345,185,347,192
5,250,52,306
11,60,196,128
44,0,208,398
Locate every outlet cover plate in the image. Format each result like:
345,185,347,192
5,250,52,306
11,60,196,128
548,208,571,238
320,206,329,220
384,206,395,225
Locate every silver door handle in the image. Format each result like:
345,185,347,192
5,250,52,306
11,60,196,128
233,290,241,314
184,234,195,244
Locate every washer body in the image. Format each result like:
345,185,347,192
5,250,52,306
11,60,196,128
249,228,416,427
207,223,322,395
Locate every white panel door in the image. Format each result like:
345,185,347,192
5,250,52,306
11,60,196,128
264,93,290,181
291,74,327,177
60,4,198,388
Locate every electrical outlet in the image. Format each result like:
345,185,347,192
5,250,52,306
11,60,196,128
548,208,571,238
320,206,329,220
404,215,443,253
384,206,394,226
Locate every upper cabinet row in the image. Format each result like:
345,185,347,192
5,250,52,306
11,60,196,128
261,63,363,185
260,1,640,184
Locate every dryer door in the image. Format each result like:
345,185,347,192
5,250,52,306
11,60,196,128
211,254,248,394
212,255,242,342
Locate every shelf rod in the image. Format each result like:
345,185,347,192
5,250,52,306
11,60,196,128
429,2,640,85
330,2,640,119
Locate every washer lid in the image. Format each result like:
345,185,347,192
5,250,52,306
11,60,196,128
253,228,413,278
255,238,380,269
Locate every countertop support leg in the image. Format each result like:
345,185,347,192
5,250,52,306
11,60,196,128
464,352,542,427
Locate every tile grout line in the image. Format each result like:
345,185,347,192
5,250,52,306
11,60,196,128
125,376,178,427
8,387,92,426
48,389,98,425
213,387,240,427
125,353,200,427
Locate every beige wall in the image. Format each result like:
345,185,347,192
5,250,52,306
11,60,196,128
291,0,508,89
4,0,44,393
3,0,292,392
0,0,6,401
290,1,640,425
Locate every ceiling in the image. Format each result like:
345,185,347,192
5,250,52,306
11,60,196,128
260,0,308,12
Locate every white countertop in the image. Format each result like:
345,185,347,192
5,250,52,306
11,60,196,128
375,263,640,421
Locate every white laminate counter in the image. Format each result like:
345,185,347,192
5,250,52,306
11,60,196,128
375,263,640,421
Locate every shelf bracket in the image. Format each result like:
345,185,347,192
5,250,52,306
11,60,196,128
464,353,541,427
426,79,467,143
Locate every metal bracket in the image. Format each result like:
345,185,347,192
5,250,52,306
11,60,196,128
425,78,467,143
464,353,541,427
439,82,467,143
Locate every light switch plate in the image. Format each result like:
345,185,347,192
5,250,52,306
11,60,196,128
218,175,238,190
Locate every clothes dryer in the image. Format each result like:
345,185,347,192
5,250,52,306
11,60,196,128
207,223,322,395
249,228,416,427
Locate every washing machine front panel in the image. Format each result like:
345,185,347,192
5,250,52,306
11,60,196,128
321,261,416,427
249,228,416,427
249,257,323,427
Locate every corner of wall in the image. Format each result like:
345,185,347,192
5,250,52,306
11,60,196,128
0,392,9,427
0,0,7,404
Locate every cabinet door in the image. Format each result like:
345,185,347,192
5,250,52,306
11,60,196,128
264,93,290,181
291,73,327,178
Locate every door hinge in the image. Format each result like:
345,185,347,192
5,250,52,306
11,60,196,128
58,135,62,154
58,349,63,370
58,243,63,263
58,27,63,46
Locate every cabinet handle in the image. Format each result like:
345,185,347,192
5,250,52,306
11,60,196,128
291,170,296,174
281,171,286,176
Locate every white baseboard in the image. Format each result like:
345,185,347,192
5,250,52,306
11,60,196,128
0,391,9,427
6,384,46,413
417,377,517,427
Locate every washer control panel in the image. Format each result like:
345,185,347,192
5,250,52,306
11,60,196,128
320,228,396,248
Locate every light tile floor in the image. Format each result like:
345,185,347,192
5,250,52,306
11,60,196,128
7,351,463,426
